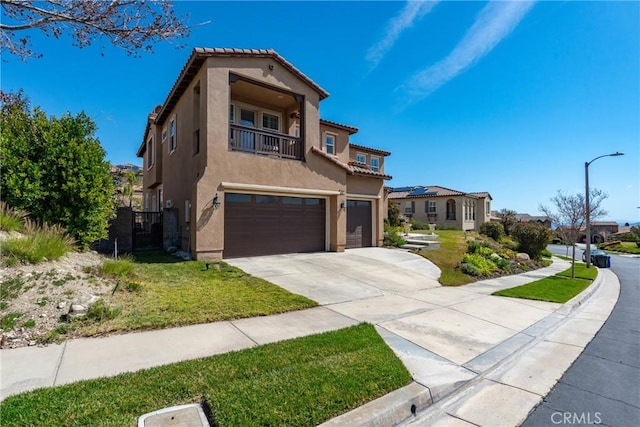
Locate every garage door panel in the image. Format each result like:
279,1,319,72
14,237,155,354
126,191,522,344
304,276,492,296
346,200,372,249
224,194,325,258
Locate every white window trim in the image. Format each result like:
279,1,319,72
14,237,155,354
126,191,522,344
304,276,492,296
370,156,380,172
324,132,337,155
356,152,366,164
260,109,282,132
168,115,177,154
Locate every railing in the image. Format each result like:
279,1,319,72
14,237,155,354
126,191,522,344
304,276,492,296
229,124,302,160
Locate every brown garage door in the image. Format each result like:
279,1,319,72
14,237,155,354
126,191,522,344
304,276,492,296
346,200,372,249
224,193,325,258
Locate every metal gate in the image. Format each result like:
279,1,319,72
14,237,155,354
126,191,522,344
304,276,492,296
132,211,163,250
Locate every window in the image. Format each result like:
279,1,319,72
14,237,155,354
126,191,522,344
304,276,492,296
158,186,163,211
193,129,200,155
161,128,167,144
325,133,335,155
262,112,280,131
229,104,235,123
370,156,380,172
356,152,366,164
426,200,436,214
486,200,490,215
404,201,415,214
472,202,476,220
169,116,177,153
446,199,456,220
146,136,155,169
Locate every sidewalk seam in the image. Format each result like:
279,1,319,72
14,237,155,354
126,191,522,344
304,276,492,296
228,321,259,347
52,341,68,386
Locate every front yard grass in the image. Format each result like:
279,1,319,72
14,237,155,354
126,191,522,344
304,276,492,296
69,251,316,337
604,241,640,255
492,262,597,303
414,230,478,286
0,324,411,427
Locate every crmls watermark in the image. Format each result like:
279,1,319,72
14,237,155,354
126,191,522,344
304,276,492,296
551,412,602,425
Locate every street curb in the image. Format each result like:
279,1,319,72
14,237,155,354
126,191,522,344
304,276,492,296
322,265,607,427
556,267,603,316
319,382,432,427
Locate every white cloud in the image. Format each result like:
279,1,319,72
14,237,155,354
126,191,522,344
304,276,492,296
366,1,439,70
397,0,536,106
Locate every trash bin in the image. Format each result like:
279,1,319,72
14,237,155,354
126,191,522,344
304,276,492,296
594,254,610,268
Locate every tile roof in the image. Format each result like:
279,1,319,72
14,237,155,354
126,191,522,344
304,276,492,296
155,48,329,127
349,143,391,157
469,191,492,199
388,185,488,199
320,119,359,134
310,147,392,179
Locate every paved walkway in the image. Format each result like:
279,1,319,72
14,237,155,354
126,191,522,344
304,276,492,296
0,248,619,427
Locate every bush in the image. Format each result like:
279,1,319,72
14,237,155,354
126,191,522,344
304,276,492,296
490,253,510,270
466,240,485,254
383,231,406,248
460,262,483,276
100,256,134,278
1,220,74,265
501,236,519,251
0,202,26,232
477,246,494,257
511,222,551,260
479,222,504,242
84,299,121,322
410,220,429,230
541,249,553,258
461,253,498,276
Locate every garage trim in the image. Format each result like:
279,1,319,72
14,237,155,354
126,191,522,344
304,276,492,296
221,182,341,196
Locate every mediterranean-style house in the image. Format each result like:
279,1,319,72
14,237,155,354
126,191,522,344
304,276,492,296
388,186,492,231
136,48,391,259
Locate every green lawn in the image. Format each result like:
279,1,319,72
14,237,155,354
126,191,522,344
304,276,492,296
493,262,597,303
604,241,640,254
0,324,411,427
69,251,316,337
414,230,477,286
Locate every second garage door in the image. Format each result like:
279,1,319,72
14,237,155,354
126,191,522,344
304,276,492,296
224,193,326,258
346,200,372,249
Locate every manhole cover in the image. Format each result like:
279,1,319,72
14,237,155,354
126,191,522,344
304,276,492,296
138,403,210,427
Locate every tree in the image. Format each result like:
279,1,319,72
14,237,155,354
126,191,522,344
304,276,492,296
539,189,608,278
1,0,192,60
387,201,400,227
511,222,550,260
1,90,116,249
496,208,517,236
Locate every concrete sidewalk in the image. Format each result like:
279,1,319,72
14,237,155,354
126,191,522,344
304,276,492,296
0,249,617,427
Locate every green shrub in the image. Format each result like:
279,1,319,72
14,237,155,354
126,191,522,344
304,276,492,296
461,253,498,276
466,240,484,254
84,299,121,322
1,312,23,331
490,253,510,269
1,220,74,265
100,256,134,278
541,249,552,258
479,222,504,242
511,222,550,259
0,202,26,232
410,220,429,230
460,262,483,276
498,248,517,260
501,236,519,251
477,246,494,257
384,231,407,248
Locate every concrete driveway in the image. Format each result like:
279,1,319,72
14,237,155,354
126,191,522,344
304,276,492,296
227,248,568,368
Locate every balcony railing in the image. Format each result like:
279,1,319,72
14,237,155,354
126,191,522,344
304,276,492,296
229,124,303,160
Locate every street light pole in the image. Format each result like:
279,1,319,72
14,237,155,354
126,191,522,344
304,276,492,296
584,151,624,268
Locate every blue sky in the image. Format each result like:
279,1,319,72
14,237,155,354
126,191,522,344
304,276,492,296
2,1,639,222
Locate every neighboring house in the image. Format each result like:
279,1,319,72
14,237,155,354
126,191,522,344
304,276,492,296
136,48,391,259
388,186,492,231
587,221,619,243
515,213,552,229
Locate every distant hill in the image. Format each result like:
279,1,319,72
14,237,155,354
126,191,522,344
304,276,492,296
112,163,141,173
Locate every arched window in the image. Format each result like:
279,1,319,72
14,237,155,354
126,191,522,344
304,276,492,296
446,199,456,220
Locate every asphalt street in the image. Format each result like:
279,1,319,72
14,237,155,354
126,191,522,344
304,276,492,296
523,246,640,426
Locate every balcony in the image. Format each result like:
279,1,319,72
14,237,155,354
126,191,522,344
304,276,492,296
229,124,303,160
